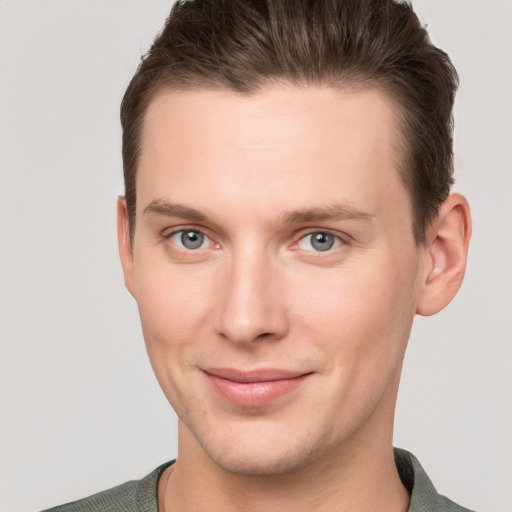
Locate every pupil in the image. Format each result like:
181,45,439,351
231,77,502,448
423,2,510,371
181,231,204,249
312,232,334,251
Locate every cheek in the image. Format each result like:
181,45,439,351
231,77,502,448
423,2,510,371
133,263,220,420
291,256,419,378
133,259,215,381
296,266,417,432
135,257,212,332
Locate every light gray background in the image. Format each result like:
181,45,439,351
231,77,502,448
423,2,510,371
0,1,510,511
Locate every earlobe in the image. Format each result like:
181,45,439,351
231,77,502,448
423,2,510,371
116,196,136,297
416,193,472,316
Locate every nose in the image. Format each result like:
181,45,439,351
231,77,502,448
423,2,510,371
213,249,289,345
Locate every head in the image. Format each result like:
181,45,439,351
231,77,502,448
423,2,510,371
117,0,470,476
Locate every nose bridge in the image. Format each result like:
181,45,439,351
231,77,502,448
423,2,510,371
214,242,288,344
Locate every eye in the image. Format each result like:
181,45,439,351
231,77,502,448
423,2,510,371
297,231,343,252
168,230,211,250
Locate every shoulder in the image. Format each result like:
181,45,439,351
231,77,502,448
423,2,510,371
394,448,476,512
41,461,173,512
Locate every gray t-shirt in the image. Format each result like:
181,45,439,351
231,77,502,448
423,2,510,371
42,448,475,511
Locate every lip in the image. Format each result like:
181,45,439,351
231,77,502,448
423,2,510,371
203,367,312,407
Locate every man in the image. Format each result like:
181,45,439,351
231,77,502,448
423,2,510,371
46,0,473,510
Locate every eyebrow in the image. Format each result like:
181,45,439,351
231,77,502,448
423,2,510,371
143,199,212,223
143,199,374,225
281,205,375,224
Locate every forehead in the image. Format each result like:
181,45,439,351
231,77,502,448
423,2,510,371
141,84,401,160
137,84,409,227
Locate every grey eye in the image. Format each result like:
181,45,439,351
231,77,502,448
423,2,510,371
297,232,342,252
170,230,208,250
310,232,334,251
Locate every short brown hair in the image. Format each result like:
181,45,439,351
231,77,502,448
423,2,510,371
121,0,458,244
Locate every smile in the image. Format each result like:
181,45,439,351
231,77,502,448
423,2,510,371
202,368,312,407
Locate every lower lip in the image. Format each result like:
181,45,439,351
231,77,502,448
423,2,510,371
205,373,310,407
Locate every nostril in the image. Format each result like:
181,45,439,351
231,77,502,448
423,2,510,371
256,332,273,340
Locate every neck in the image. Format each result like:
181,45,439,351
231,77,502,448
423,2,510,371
163,440,408,512
162,379,409,512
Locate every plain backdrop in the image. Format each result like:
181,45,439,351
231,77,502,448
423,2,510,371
0,1,511,511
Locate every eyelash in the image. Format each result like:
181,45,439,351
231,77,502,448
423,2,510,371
163,227,217,251
162,227,346,254
293,230,345,253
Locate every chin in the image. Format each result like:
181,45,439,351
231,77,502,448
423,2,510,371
195,422,329,476
207,445,318,476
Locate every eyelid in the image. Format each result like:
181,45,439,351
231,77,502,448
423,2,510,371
291,228,348,252
160,225,348,252
162,225,219,249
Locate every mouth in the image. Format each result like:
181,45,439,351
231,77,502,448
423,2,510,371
202,367,313,407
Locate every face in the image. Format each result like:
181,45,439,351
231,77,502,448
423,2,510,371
120,85,428,475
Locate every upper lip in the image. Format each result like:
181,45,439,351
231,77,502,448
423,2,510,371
203,367,311,383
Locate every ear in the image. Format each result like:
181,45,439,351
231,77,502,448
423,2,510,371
416,193,472,316
117,196,136,297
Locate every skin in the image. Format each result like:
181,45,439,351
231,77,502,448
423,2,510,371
117,84,471,512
